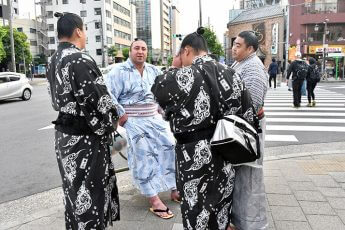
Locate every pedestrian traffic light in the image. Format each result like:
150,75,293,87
173,34,182,41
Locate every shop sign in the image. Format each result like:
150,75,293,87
316,47,342,53
309,45,345,54
271,23,279,55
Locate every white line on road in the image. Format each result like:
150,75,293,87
265,107,345,111
266,125,345,132
265,103,344,107
38,124,55,130
265,100,345,103
266,96,345,99
266,117,345,123
265,135,299,142
265,112,345,117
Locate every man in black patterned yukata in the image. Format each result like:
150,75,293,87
46,12,120,229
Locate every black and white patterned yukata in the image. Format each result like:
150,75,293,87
152,55,255,230
46,42,120,229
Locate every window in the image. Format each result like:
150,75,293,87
16,27,23,32
47,11,53,18
56,0,58,4
48,24,54,31
80,10,87,17
30,28,36,33
113,2,130,16
0,77,9,84
94,8,101,15
95,22,100,29
9,76,20,81
107,37,112,44
106,10,111,18
106,23,112,31
30,40,38,46
80,0,86,3
105,0,111,3
114,29,131,40
47,0,53,5
49,37,55,44
95,35,101,42
96,49,102,55
62,0,68,4
13,8,18,14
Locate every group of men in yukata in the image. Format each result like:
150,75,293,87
48,12,268,230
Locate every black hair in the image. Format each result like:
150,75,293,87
272,58,276,62
209,53,219,61
180,27,208,53
309,57,316,65
130,38,146,51
55,12,83,39
238,31,259,51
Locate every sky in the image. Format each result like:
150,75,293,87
19,0,239,42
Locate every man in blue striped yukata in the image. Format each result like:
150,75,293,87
105,39,179,219
230,31,269,230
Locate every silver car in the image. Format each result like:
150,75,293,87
0,72,33,101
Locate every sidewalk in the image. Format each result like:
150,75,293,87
2,150,345,230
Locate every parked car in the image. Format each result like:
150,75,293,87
0,72,33,101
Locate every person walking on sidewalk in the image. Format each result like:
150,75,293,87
268,58,278,89
46,13,120,229
306,57,321,107
105,39,178,219
287,52,310,108
152,27,256,230
230,30,269,230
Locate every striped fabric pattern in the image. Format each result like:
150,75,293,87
231,53,269,112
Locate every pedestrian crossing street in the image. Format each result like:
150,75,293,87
264,85,345,146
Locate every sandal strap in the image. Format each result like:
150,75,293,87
152,207,170,213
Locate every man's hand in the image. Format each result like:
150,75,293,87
119,113,128,126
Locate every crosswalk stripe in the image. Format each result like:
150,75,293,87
38,124,55,130
265,100,345,103
265,112,345,116
265,135,298,142
266,125,345,132
266,117,345,123
265,107,345,111
265,103,344,107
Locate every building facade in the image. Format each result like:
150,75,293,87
44,0,136,67
289,0,345,79
170,4,181,56
227,4,285,67
134,0,172,64
0,0,19,26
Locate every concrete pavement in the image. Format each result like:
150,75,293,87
2,143,345,230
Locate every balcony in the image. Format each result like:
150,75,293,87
302,2,345,14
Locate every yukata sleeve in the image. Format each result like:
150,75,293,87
105,67,126,117
70,56,118,135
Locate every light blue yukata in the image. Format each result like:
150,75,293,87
105,59,176,197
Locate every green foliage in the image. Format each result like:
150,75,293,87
33,53,46,65
1,26,32,68
122,47,129,60
167,56,173,66
0,27,6,62
202,27,224,57
107,45,118,58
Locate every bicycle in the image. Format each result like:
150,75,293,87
111,128,130,173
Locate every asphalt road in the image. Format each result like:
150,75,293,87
0,81,344,204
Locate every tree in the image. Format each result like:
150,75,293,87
108,45,118,59
33,53,46,65
122,47,129,60
1,26,32,70
0,27,6,63
202,27,224,58
167,56,173,66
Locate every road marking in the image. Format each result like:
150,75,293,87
265,112,345,117
266,117,345,123
265,135,298,142
38,124,54,130
266,125,345,132
265,100,345,103
265,107,345,111
331,86,345,89
265,103,344,107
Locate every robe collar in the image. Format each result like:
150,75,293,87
58,42,80,50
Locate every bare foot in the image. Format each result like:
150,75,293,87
227,224,236,230
171,189,180,202
149,195,173,218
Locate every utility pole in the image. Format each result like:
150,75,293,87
284,4,289,80
100,12,106,68
199,0,202,27
322,18,329,75
160,0,164,64
1,0,5,25
34,0,39,54
8,0,16,72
